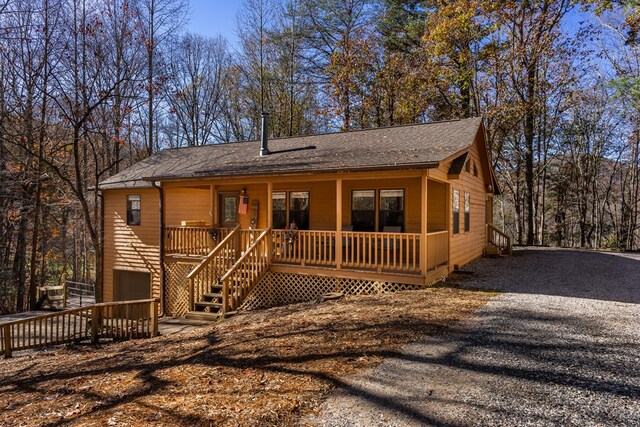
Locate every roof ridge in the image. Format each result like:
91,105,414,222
158,116,481,153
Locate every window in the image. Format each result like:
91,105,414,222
272,192,287,229
289,191,310,230
127,195,141,226
379,189,404,231
453,189,460,234
352,190,375,231
464,192,470,232
218,192,238,227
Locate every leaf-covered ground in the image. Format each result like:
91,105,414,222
0,287,492,427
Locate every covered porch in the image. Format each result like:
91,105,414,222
161,171,450,282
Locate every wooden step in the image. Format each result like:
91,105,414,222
185,311,221,321
194,301,223,310
202,292,223,300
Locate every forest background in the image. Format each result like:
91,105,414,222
1,0,638,312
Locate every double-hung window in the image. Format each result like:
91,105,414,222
351,190,376,231
127,195,141,226
464,192,470,232
453,189,460,234
379,189,405,231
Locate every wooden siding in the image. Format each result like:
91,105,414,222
446,138,488,270
164,186,211,226
427,180,447,232
103,188,161,302
341,177,422,233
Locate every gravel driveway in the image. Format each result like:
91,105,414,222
308,248,640,426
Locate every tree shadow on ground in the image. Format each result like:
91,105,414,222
2,295,639,426
450,248,640,304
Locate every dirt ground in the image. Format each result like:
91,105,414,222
0,287,492,427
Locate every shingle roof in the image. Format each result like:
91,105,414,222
99,117,482,189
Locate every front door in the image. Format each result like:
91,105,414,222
218,192,239,227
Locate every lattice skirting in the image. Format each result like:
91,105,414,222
240,271,426,311
164,261,194,317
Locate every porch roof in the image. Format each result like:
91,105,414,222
99,117,483,189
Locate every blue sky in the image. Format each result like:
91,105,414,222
187,0,240,45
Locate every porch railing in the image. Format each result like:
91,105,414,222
1,299,159,358
487,224,512,255
186,225,240,311
426,230,448,271
341,231,421,273
221,228,271,314
272,230,336,266
164,226,235,256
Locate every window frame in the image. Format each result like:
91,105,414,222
351,189,376,232
289,191,311,230
126,194,141,226
378,188,405,232
452,189,460,234
464,192,470,232
272,190,311,230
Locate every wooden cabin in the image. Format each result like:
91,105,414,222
99,117,510,320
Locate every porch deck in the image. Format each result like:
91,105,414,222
163,226,449,277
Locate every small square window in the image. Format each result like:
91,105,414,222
127,195,141,226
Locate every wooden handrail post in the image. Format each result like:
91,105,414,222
3,324,12,358
221,279,228,315
151,300,159,337
189,277,195,311
91,305,99,343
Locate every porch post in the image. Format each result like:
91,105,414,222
421,173,428,277
209,184,214,226
267,181,273,229
336,178,342,269
267,181,273,263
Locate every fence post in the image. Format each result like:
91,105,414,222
151,299,159,337
3,324,11,359
91,305,99,343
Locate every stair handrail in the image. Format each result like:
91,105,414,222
487,223,513,255
187,225,240,311
220,228,271,315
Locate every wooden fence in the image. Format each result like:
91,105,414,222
1,299,159,358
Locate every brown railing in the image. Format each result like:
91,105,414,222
272,230,336,266
341,231,421,273
487,224,513,255
1,299,159,358
426,230,449,271
164,226,235,256
187,225,240,310
221,229,271,314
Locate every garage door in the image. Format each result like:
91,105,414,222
113,270,151,301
